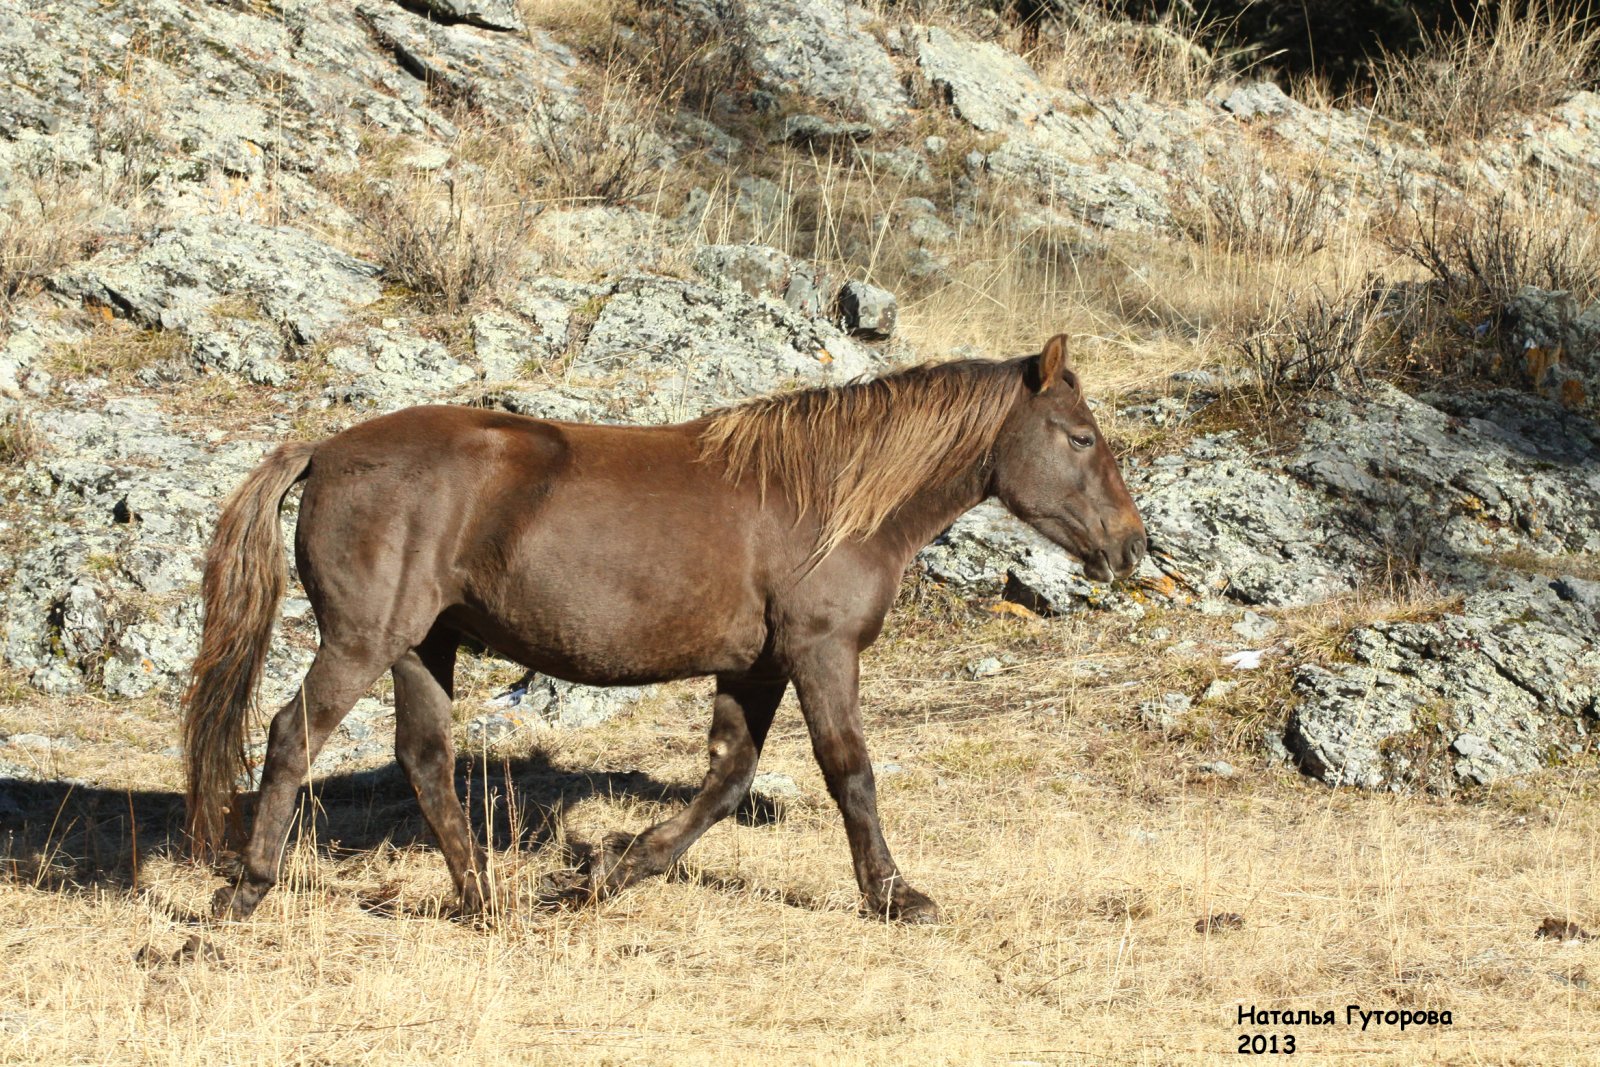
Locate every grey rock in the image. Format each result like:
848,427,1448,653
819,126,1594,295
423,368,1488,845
915,26,1055,134
518,674,643,729
412,0,526,32
1285,586,1599,789
772,114,874,147
1502,285,1600,412
858,147,932,183
1198,760,1236,778
985,140,1173,231
1218,81,1297,121
355,2,577,120
1135,385,1600,607
967,656,1004,680
472,311,539,382
693,244,799,301
490,273,878,426
745,0,909,126
325,327,476,409
55,214,381,345
836,280,897,339
1232,611,1280,642
918,502,1159,616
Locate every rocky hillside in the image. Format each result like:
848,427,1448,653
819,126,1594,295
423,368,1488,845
2,0,1598,795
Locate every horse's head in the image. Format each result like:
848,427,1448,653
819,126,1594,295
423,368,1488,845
991,335,1147,582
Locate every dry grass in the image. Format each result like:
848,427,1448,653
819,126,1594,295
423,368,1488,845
43,320,192,382
4,599,1600,1064
1372,1,1600,141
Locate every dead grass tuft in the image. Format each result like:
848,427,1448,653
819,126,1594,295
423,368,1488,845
44,321,191,382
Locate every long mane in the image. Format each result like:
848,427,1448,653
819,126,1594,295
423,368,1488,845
698,359,1023,555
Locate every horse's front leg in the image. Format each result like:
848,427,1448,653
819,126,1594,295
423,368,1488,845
792,645,939,924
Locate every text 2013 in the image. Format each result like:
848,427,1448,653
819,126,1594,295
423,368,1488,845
1237,1034,1295,1054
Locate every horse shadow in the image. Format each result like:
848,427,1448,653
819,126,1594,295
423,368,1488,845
0,750,789,904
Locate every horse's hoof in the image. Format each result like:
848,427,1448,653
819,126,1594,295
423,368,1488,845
864,887,941,925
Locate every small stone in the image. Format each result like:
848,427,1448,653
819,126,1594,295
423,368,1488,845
1198,761,1236,778
1231,611,1280,642
836,281,897,339
772,114,874,148
967,656,1003,680
750,771,800,798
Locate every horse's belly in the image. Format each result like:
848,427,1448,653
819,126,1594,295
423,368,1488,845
457,561,768,685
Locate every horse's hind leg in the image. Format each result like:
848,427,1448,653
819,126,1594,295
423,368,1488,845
593,676,785,896
392,630,487,915
213,641,395,919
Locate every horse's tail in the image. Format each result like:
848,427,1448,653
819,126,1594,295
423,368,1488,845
184,441,317,856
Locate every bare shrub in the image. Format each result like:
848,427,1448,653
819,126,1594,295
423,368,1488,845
1175,155,1338,259
1236,287,1390,410
357,171,535,314
1373,2,1600,141
609,0,751,117
1384,191,1600,310
521,72,667,207
1,173,98,309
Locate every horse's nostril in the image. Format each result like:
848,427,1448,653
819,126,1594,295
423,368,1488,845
1126,533,1147,565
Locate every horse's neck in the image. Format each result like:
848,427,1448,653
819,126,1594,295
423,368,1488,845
874,458,991,560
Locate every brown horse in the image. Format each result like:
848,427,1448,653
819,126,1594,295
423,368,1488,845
185,335,1146,923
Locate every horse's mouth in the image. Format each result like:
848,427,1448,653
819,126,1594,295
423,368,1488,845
1081,553,1115,583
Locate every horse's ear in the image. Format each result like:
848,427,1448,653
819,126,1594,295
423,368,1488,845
1030,334,1073,393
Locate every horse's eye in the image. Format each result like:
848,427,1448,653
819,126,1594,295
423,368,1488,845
1069,433,1095,450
